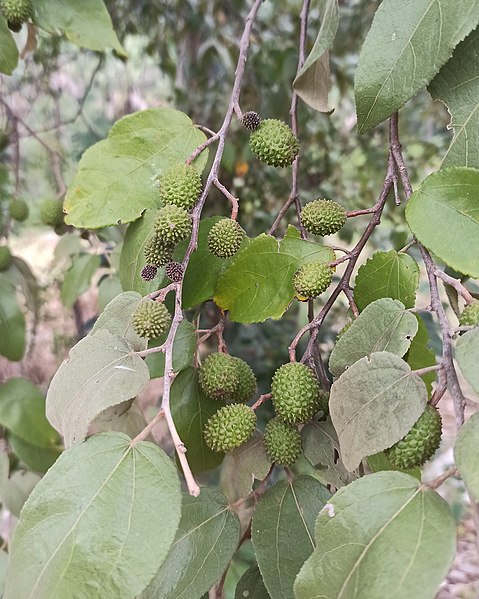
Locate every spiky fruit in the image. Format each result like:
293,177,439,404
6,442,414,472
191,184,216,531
143,235,174,267
317,389,330,420
459,300,479,327
293,261,333,300
385,405,442,470
199,352,240,400
204,404,256,452
40,199,64,227
153,204,192,244
165,261,184,282
242,111,261,131
301,199,347,237
230,357,257,403
271,362,320,424
0,246,12,271
9,199,29,222
207,219,244,258
158,164,202,211
249,119,299,167
132,300,171,339
1,0,33,31
140,264,158,281
264,418,302,465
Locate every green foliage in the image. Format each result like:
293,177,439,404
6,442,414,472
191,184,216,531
0,279,25,361
459,300,479,326
61,253,101,308
0,15,18,74
455,412,479,500
235,566,270,599
455,328,479,394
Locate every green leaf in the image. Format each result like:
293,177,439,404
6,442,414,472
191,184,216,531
65,109,208,229
0,16,19,75
91,291,147,352
330,352,428,471
367,452,421,480
0,550,8,597
5,433,181,599
9,434,62,472
170,368,224,474
455,412,479,499
405,315,437,395
33,0,126,56
235,566,270,599
292,0,339,112
455,328,479,395
140,488,240,599
429,28,479,168
355,0,479,133
354,250,419,312
98,275,123,312
46,330,150,447
278,234,335,266
329,298,418,377
0,279,26,361
251,476,330,599
146,320,196,378
405,166,479,277
90,400,148,438
61,253,101,308
0,470,41,517
295,471,456,599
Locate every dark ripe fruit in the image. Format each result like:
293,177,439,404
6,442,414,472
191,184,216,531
242,111,261,131
301,199,347,237
264,418,302,465
204,404,256,452
293,261,333,300
158,163,202,211
140,264,158,281
249,119,299,167
271,362,320,424
165,261,184,282
132,300,171,339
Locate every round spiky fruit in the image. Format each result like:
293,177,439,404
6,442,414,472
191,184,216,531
242,111,261,131
140,264,158,281
207,219,244,258
40,199,64,227
264,418,302,465
204,404,256,452
293,260,333,300
301,199,347,237
199,352,240,400
271,362,320,424
249,119,299,167
158,164,202,210
153,204,192,244
9,199,29,222
385,405,442,470
132,300,171,339
459,300,479,327
143,235,173,268
230,357,257,403
0,246,12,271
1,0,33,31
165,261,184,282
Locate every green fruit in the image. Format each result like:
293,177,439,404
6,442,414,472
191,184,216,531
158,164,202,211
199,352,240,400
207,219,244,258
293,261,333,300
301,199,347,236
249,119,299,167
264,418,302,465
153,204,192,244
459,300,479,327
1,0,33,31
385,405,442,470
0,246,12,271
9,199,29,222
317,389,330,420
230,357,257,403
271,362,320,424
132,300,171,339
204,404,256,452
143,234,174,267
40,199,64,227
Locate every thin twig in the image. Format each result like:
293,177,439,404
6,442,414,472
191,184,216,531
423,467,457,490
214,178,239,220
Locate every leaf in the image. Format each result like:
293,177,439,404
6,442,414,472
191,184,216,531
354,250,419,312
0,279,26,361
355,0,479,133
0,470,41,518
235,566,270,599
146,320,196,379
0,16,19,75
330,352,428,471
0,550,8,597
64,109,208,229
33,0,126,56
5,433,181,599
140,488,240,599
294,471,456,599
61,253,101,308
455,412,479,499
429,28,479,168
251,476,330,599
91,291,147,352
278,234,335,266
405,166,479,277
405,315,437,395
97,275,123,312
367,451,421,480
329,298,418,377
293,0,339,112
9,434,62,472
455,328,479,395
170,368,224,474
90,400,148,439
9,256,40,313
46,330,150,447
220,433,271,502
